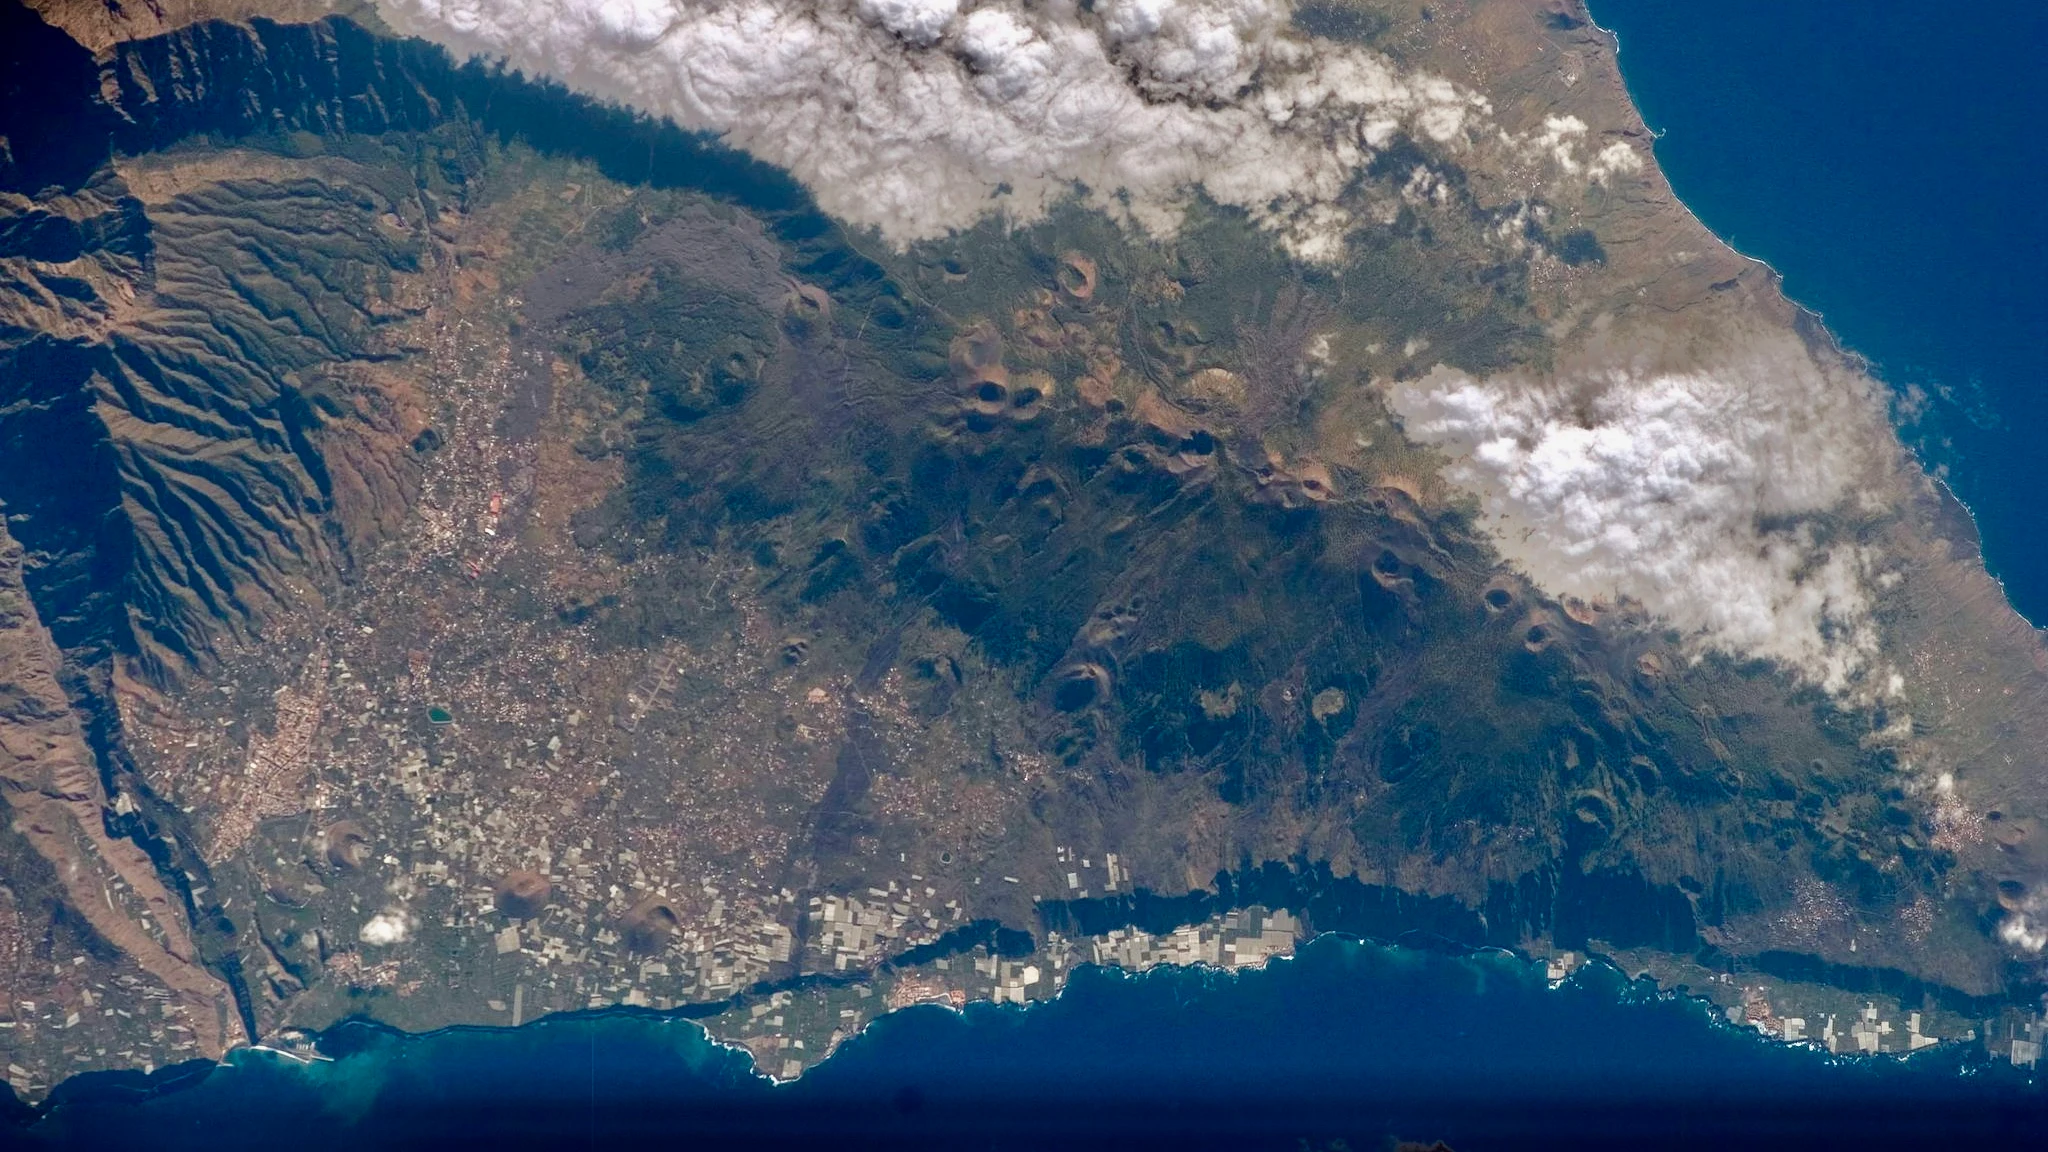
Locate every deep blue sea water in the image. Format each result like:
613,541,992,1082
23,939,2045,1150
15,5,2048,1149
1589,0,2048,621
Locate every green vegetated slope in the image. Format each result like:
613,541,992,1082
561,192,1944,973
0,3,2010,1021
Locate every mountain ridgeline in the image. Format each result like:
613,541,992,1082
0,4,902,679
0,2,2037,1107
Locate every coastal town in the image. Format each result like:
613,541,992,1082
4,157,2041,1104
4,4,2047,1124
690,907,2048,1083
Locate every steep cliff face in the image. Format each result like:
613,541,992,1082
0,3,842,683
23,0,348,53
0,10,438,1089
2,36,433,680
0,0,2044,1103
0,0,116,195
0,520,243,1086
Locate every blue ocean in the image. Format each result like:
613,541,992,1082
1589,0,2048,621
16,3,2048,1148
24,937,2045,1150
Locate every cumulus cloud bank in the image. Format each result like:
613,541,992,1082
378,0,1878,691
1389,342,1892,694
373,0,1624,258
360,908,412,945
2000,907,2048,954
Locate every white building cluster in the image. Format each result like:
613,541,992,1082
809,881,965,970
1087,908,1302,972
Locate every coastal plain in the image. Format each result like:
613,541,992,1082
1,0,2046,1103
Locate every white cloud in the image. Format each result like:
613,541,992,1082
1531,114,1587,173
1388,339,1893,695
374,0,1508,258
1506,115,1641,186
360,909,412,946
857,0,958,45
374,0,1853,688
1586,139,1643,184
2000,912,2047,954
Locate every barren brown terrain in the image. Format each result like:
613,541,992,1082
2,0,2045,1101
